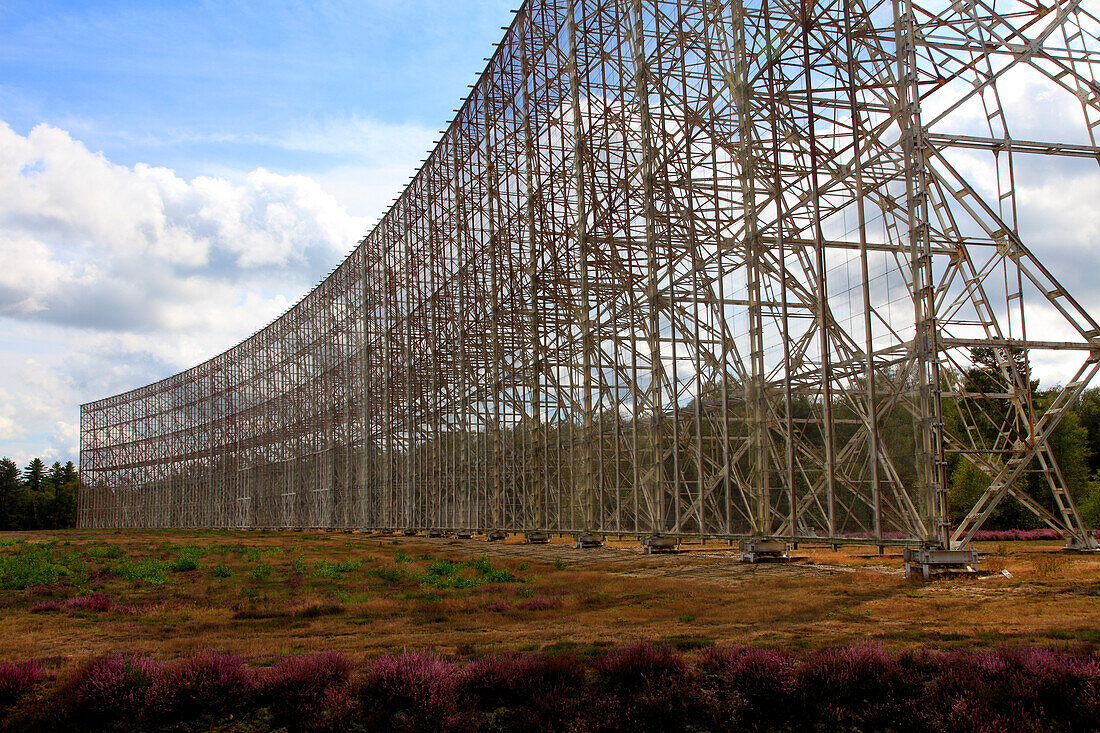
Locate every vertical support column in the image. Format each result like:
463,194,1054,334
799,4,837,539
895,0,949,547
731,0,771,536
483,86,505,535
567,0,596,534
843,0,883,543
631,0,664,537
520,14,544,534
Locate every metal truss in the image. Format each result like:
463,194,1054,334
80,0,1100,550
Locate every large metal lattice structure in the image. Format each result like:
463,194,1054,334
80,0,1100,550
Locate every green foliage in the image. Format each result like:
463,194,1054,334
1075,475,1100,529
249,562,272,581
370,565,407,584
113,558,168,585
554,558,568,571
290,554,307,574
0,457,78,531
393,550,410,563
943,353,1100,530
211,564,232,578
168,545,204,572
0,544,69,589
312,559,361,579
419,560,478,589
86,544,123,559
462,554,516,583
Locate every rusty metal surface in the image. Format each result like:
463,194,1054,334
80,0,1100,550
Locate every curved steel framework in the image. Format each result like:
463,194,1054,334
80,0,1100,550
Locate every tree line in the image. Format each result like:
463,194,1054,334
0,458,78,531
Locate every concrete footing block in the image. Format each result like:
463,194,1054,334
641,535,680,555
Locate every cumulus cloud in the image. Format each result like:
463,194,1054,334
0,120,382,464
0,121,369,331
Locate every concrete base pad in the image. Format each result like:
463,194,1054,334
739,539,792,563
573,533,605,549
641,535,680,554
904,546,979,579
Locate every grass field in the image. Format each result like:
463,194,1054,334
1,529,1098,668
2,530,1100,730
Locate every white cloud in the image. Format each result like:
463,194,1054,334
0,119,406,464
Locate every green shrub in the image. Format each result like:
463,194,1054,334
419,560,477,589
0,546,67,589
370,566,407,584
463,554,516,583
290,554,307,575
313,560,361,579
168,545,204,572
212,564,232,578
114,558,168,585
249,562,272,581
85,545,123,560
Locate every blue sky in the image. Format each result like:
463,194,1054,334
0,0,517,466
1,1,516,190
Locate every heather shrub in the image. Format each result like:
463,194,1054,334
160,650,252,719
0,660,42,710
461,652,585,730
5,642,1099,732
519,596,561,611
584,642,695,732
257,651,354,727
930,647,1100,732
973,528,1062,542
696,645,796,730
795,644,929,732
358,651,467,731
30,599,62,613
62,653,165,725
65,591,110,613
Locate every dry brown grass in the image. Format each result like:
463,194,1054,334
0,529,1098,670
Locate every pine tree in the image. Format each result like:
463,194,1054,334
23,458,45,530
0,459,21,531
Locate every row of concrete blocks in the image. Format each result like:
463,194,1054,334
236,527,987,575
375,528,800,563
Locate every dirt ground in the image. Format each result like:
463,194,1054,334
1,529,1098,669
